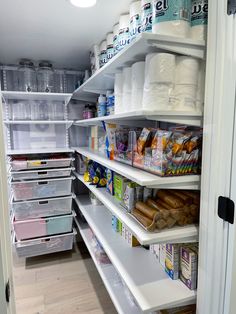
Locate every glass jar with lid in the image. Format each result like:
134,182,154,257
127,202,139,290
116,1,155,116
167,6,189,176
37,61,55,93
17,59,37,92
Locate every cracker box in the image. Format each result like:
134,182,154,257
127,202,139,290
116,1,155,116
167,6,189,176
165,244,180,280
126,231,140,247
180,245,198,290
111,215,118,232
106,169,114,195
114,174,130,202
159,244,166,269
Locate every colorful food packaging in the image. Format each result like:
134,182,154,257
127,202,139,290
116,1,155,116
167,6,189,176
114,174,130,202
180,245,198,290
165,244,180,280
106,168,114,195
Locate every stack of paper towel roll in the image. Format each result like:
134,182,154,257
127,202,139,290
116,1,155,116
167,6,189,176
114,72,123,114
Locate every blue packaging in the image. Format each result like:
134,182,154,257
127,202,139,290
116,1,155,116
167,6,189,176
106,168,114,195
141,0,153,32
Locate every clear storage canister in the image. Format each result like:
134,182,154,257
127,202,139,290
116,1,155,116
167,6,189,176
54,69,66,93
18,59,37,92
37,61,55,93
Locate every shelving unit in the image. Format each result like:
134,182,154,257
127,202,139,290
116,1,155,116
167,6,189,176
75,172,198,245
75,195,196,313
4,120,73,125
73,33,205,101
75,147,201,189
74,217,143,314
1,91,72,103
7,148,74,155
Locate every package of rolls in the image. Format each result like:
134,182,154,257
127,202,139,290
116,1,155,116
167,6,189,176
131,189,200,232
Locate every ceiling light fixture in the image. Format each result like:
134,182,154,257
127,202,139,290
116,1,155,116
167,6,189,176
69,0,96,8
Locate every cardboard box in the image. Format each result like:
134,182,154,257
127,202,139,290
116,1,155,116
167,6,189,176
180,245,198,290
154,244,160,260
127,231,140,247
111,215,118,232
114,174,130,202
165,244,180,280
159,244,166,269
106,169,114,195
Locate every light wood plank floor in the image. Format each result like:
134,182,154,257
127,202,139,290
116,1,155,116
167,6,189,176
13,241,117,314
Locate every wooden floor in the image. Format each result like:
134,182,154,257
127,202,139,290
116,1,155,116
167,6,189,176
13,241,117,314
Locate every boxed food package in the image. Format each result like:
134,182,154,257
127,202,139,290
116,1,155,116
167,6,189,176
106,168,114,195
126,230,140,247
159,304,196,313
75,152,87,175
180,245,198,290
112,215,118,232
114,128,134,165
154,244,160,260
123,182,136,212
160,244,166,269
114,174,130,202
117,219,123,235
165,244,180,280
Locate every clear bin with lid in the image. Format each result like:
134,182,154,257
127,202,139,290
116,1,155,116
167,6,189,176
37,61,55,93
18,59,37,92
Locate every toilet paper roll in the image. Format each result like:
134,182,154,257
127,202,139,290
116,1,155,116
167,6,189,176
172,84,197,111
122,92,132,110
175,56,200,85
99,40,107,68
122,67,132,93
131,88,143,111
191,0,208,41
113,23,120,55
196,61,206,113
114,72,123,95
141,0,153,32
142,83,172,111
118,14,130,51
115,95,123,114
145,53,176,84
106,33,114,61
130,1,142,41
152,0,191,38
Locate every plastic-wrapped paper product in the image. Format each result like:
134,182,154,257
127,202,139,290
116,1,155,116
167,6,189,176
152,0,191,38
106,33,114,61
113,23,120,55
114,72,123,114
141,0,153,32
131,61,145,111
118,14,130,51
99,40,107,68
191,0,208,41
122,67,132,111
90,44,100,74
175,56,200,86
130,0,142,41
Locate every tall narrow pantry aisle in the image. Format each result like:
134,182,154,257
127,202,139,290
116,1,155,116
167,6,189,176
13,243,117,314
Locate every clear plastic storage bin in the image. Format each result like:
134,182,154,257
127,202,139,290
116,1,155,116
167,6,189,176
10,123,68,150
13,212,74,240
12,195,73,220
12,176,74,201
10,156,73,171
11,167,73,181
14,230,76,258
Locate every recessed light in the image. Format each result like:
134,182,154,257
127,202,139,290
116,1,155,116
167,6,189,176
69,0,96,8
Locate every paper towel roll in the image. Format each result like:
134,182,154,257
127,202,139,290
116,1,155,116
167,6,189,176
191,0,208,41
196,61,206,113
115,95,123,114
122,67,132,93
90,44,100,74
130,1,142,41
99,40,107,68
152,0,191,38
175,56,200,85
172,84,197,111
106,33,114,61
142,83,172,111
118,14,130,51
131,61,145,110
114,72,123,95
113,23,120,55
141,0,153,32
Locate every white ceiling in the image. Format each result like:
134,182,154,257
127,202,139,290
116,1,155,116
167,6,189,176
0,0,132,70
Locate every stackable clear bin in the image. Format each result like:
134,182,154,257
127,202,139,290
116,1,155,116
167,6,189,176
12,195,73,220
14,230,76,258
11,176,74,201
9,124,68,150
11,167,73,181
13,212,74,240
10,157,73,171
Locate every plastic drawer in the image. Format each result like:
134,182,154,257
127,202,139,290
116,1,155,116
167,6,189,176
12,195,73,220
10,157,74,171
13,212,74,240
11,167,73,181
11,176,74,201
14,230,76,258
10,124,67,150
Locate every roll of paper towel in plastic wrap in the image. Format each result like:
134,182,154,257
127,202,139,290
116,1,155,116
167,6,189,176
171,84,197,111
90,44,100,74
141,0,153,32
196,61,206,113
191,0,208,40
175,56,200,85
118,14,130,51
122,67,132,111
113,23,120,56
99,40,107,68
130,1,142,41
131,61,145,111
142,53,175,110
114,73,123,114
152,0,191,38
106,33,114,62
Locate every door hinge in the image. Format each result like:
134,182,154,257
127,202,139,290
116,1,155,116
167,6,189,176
5,280,10,303
227,0,236,15
218,196,235,224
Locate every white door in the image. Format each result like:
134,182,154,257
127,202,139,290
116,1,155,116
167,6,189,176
0,93,16,314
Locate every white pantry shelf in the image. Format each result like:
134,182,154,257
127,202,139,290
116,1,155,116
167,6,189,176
4,120,73,125
74,147,201,189
74,217,143,314
7,148,74,155
1,91,72,103
75,173,198,245
73,33,205,101
74,110,203,127
75,195,196,313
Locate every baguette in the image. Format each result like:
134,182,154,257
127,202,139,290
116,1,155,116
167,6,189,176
156,219,168,230
170,190,193,205
132,208,156,231
156,199,173,210
157,190,184,208
136,201,159,220
182,191,200,205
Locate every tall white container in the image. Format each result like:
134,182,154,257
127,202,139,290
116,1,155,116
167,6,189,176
130,1,142,41
118,14,130,51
